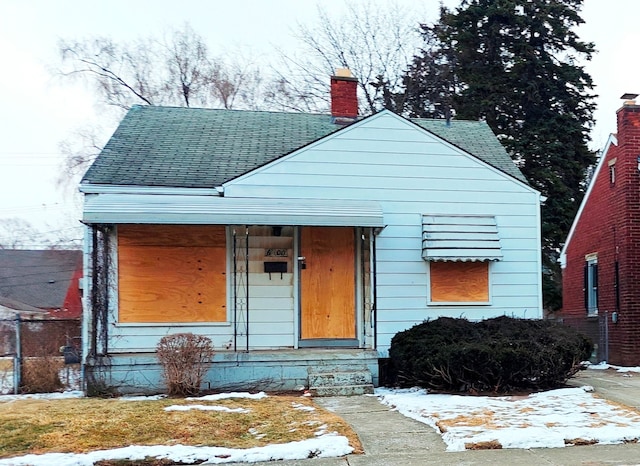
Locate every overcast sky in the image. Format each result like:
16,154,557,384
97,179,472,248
0,0,638,246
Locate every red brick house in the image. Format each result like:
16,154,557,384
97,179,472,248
560,96,640,365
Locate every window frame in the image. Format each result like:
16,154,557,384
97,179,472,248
584,254,598,316
428,260,492,306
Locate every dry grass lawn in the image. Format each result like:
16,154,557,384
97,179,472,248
0,394,362,460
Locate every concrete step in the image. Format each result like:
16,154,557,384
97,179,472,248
308,367,374,396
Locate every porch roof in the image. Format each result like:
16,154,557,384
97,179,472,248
83,194,385,227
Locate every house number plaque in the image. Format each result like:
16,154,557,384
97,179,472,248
265,248,288,257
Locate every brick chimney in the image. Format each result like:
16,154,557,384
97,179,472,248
617,93,640,147
330,68,358,123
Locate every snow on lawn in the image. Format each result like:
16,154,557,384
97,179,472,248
376,385,640,451
188,391,268,401
164,404,250,413
0,390,352,465
0,435,352,466
0,390,84,402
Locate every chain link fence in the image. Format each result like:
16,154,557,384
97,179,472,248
552,313,608,363
0,317,81,394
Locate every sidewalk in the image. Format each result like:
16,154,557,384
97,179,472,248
242,369,640,466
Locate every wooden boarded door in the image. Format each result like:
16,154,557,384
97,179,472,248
300,226,356,340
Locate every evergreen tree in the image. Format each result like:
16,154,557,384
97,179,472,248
406,0,596,311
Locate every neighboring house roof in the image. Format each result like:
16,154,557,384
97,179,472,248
559,133,617,268
0,250,82,311
81,106,527,189
0,296,49,319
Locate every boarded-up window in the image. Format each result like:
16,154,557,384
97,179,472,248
118,225,226,323
430,261,489,303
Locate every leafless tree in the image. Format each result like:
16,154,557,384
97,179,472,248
272,2,424,115
0,218,40,249
0,217,82,250
58,23,267,112
55,24,268,180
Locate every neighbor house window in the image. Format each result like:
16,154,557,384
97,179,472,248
584,255,598,315
429,261,490,303
609,158,616,185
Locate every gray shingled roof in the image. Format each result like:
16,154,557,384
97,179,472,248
82,106,527,188
0,250,82,310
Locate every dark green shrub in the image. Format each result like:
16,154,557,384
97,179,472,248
388,316,593,393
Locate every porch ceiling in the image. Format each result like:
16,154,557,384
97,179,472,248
83,193,385,227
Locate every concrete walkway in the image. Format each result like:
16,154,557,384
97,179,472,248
244,369,640,466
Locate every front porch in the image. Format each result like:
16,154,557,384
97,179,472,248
85,348,379,395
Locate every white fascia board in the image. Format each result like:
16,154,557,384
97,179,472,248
559,133,617,269
79,183,222,196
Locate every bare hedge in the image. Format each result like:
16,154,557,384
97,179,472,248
157,333,214,396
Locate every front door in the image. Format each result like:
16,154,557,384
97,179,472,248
300,226,356,342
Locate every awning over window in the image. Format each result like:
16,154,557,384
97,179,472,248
83,194,385,227
422,215,503,262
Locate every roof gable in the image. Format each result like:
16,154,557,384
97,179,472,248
560,133,618,267
82,106,527,190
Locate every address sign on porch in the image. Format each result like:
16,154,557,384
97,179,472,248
265,248,288,257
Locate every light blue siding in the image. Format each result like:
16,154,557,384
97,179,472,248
224,111,542,354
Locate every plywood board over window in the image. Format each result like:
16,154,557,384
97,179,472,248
118,225,227,323
430,261,489,303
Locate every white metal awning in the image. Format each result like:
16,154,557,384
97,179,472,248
422,214,503,262
83,194,385,227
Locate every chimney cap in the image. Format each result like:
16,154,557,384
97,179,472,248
621,93,639,100
335,68,354,78
331,68,358,82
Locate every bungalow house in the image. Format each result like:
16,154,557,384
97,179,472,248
560,95,640,366
80,71,542,394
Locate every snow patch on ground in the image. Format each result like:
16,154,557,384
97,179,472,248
376,386,640,451
188,391,267,401
164,404,250,413
0,390,84,402
587,362,640,373
0,435,352,466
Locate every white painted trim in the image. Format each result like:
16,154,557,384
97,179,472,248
293,227,300,349
560,134,617,268
80,184,221,196
355,227,363,348
81,224,92,366
534,191,543,318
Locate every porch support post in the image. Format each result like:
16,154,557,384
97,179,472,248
370,230,378,349
245,227,249,352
